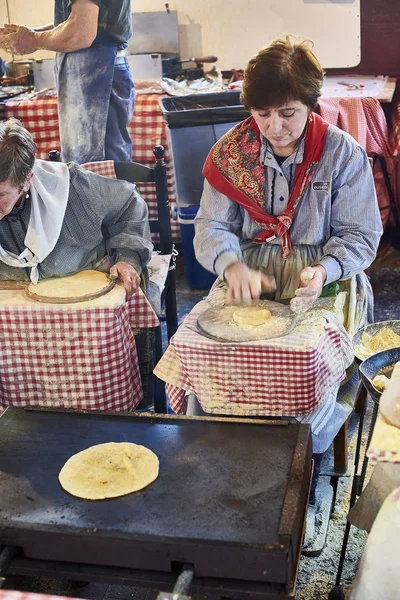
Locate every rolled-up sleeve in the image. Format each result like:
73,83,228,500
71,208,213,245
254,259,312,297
103,185,153,275
319,146,382,284
194,180,244,276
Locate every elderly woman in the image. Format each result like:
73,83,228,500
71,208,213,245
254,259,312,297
194,37,382,334
0,118,153,297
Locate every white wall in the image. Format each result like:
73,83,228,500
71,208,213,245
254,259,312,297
0,0,360,68
133,0,361,69
0,0,54,61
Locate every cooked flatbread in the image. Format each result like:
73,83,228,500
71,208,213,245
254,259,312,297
232,306,272,327
59,442,159,499
27,270,114,303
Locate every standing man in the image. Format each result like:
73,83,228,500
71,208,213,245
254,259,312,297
0,0,135,164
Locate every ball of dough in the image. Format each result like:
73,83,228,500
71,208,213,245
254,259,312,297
372,374,391,393
232,306,272,327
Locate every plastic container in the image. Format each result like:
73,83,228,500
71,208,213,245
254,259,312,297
159,91,249,128
159,92,250,207
178,206,217,289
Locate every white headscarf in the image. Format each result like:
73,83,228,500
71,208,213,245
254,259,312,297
0,160,70,283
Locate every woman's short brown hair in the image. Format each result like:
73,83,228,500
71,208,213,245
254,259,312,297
0,118,36,187
241,36,324,111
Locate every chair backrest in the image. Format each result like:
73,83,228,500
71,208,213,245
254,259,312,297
114,146,173,256
49,146,173,256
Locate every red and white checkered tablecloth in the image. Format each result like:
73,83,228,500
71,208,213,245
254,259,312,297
129,287,160,329
154,299,353,416
0,287,158,414
3,93,180,240
0,592,80,600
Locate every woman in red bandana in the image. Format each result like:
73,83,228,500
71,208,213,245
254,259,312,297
194,37,382,334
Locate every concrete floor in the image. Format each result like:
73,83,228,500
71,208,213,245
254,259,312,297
3,240,400,600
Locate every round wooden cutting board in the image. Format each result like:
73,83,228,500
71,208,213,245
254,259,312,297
27,270,116,304
197,300,296,343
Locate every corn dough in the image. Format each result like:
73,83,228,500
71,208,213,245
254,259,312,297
59,441,159,500
357,327,400,360
28,270,112,300
372,374,391,393
232,306,272,327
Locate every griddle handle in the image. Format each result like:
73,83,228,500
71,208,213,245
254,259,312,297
173,563,194,595
156,563,194,600
0,546,18,585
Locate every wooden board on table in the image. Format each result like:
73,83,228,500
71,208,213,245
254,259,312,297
26,271,115,304
0,281,29,290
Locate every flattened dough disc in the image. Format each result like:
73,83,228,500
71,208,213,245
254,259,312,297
59,441,159,500
27,270,115,304
197,300,296,342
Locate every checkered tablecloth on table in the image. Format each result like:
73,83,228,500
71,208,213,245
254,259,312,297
154,298,353,416
0,287,159,414
0,592,80,600
3,93,180,240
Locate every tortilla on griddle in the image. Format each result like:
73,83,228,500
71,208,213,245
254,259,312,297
59,442,159,499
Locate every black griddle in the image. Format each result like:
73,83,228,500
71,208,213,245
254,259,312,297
0,408,312,599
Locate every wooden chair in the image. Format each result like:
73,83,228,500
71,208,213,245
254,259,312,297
114,147,178,340
114,147,178,413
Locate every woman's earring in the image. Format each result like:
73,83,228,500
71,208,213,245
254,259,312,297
25,192,30,199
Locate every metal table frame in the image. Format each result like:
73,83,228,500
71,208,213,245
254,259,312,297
328,385,379,599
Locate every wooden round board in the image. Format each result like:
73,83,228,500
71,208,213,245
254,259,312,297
197,300,297,342
27,270,116,304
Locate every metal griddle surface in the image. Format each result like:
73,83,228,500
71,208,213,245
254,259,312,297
0,408,311,583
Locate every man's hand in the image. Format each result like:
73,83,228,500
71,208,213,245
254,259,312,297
0,24,39,55
223,261,276,303
109,262,140,300
290,265,327,314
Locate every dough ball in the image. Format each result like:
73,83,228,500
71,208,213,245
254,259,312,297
372,374,391,393
232,306,272,327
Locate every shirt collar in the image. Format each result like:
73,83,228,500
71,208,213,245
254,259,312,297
260,132,306,167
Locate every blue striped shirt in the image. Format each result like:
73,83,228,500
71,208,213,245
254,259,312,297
194,123,382,286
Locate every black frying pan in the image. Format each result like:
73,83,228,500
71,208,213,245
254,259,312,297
359,346,400,403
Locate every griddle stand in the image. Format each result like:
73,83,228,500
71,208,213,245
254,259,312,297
0,546,18,588
0,548,194,600
0,548,297,599
0,408,312,600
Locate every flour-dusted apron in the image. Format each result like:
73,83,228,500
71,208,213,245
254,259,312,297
55,46,134,163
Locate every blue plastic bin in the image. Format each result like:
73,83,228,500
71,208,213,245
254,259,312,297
178,206,217,289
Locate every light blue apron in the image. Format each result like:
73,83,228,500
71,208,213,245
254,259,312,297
55,46,135,163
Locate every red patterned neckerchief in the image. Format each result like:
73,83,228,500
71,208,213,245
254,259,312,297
202,112,329,258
